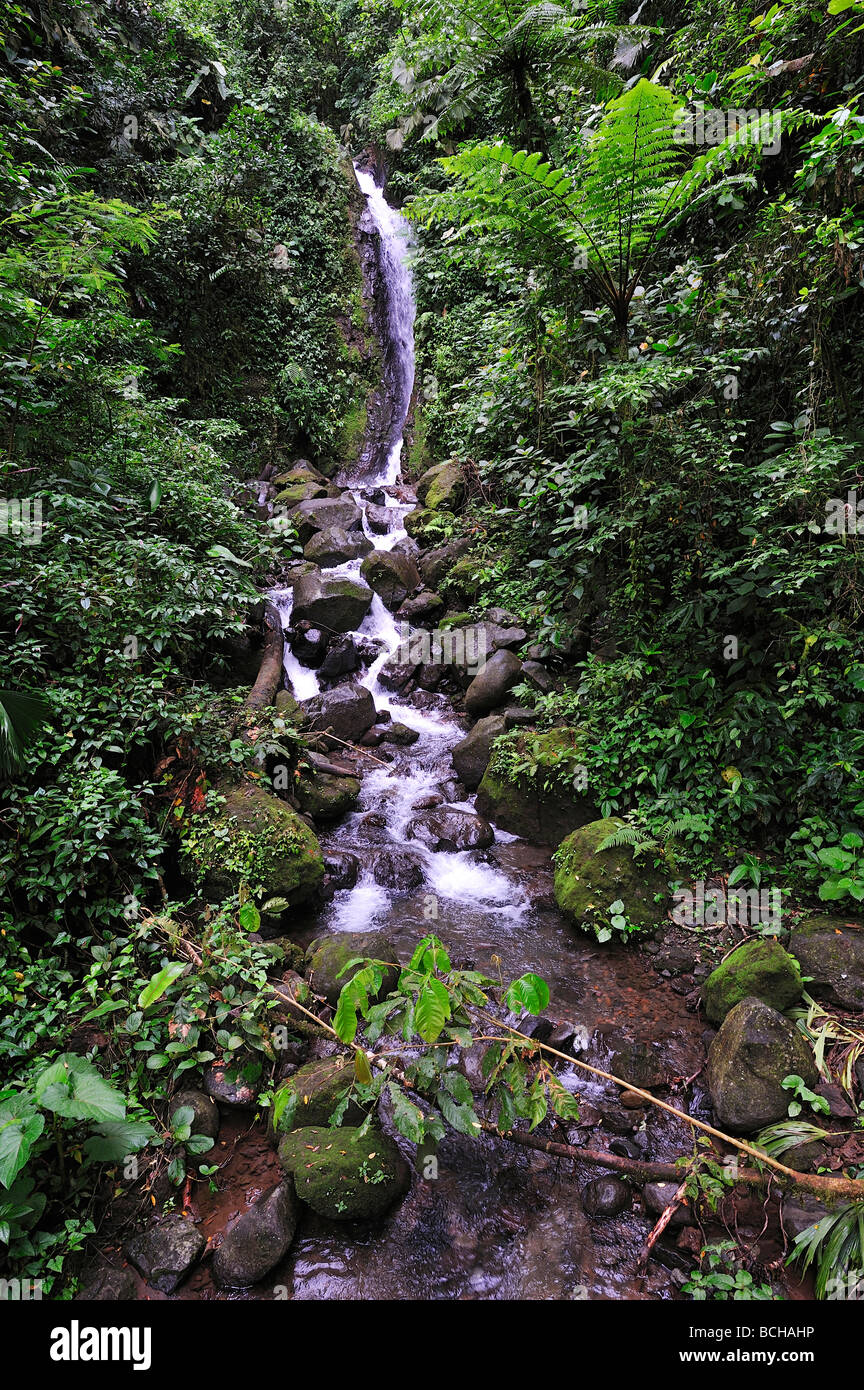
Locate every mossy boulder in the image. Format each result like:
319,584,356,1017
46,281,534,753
305,929,399,1006
271,1057,365,1135
278,1125,410,1220
404,507,437,540
553,816,669,931
275,480,330,508
295,772,361,822
444,553,483,601
702,939,803,1025
360,550,420,608
705,996,819,1133
291,570,373,633
417,461,464,513
475,727,596,845
789,914,864,1011
181,780,324,906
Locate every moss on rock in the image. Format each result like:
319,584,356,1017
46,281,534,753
278,1125,410,1220
295,772,361,822
271,1056,365,1135
553,816,670,932
789,914,864,1011
180,779,324,906
475,727,596,845
701,938,803,1025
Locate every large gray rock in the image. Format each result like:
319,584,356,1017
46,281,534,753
306,930,400,1006
290,496,363,545
304,683,376,743
406,806,494,851
451,714,506,790
292,571,373,634
360,551,420,608
373,851,424,892
304,525,372,567
789,915,864,1011
464,649,523,715
705,996,819,1134
212,1182,299,1288
418,538,472,589
126,1216,205,1294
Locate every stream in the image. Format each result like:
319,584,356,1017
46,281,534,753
183,166,712,1301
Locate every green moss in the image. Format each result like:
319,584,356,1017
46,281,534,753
701,938,803,1025
295,773,361,822
271,1057,364,1134
553,816,670,934
180,779,324,906
474,727,595,845
278,1125,410,1220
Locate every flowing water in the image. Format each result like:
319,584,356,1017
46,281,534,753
233,168,709,1300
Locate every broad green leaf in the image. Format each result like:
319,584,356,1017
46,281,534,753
503,973,550,1016
138,962,186,1009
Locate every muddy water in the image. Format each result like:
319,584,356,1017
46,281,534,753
249,168,709,1300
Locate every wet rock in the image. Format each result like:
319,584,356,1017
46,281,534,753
789,914,864,1011
304,525,372,567
126,1216,205,1294
77,1266,139,1301
451,714,506,790
364,502,394,533
278,1125,411,1221
418,537,472,589
701,938,803,1025
292,571,373,634
412,793,443,810
464,649,523,715
406,806,495,852
360,550,420,608
276,479,331,508
304,683,376,743
398,590,444,622
271,1056,366,1133
290,496,363,546
295,772,361,822
609,1138,642,1159
378,657,419,691
373,851,424,892
643,1182,693,1228
305,929,399,1006
705,996,819,1133
290,621,329,667
553,816,670,931
169,1089,219,1144
212,1182,299,1289
323,851,360,888
203,1062,258,1110
783,1141,828,1172
780,1195,831,1240
275,689,304,726
476,724,589,833
380,720,420,745
503,705,537,729
609,1039,669,1090
182,779,323,907
620,1090,648,1109
582,1177,630,1218
317,635,361,682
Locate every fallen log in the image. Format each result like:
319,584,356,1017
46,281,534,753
244,600,284,713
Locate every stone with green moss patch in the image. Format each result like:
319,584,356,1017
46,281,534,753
474,727,596,845
553,816,669,933
701,938,802,1025
180,779,324,906
789,914,864,1011
305,929,399,1006
295,772,361,822
271,1057,365,1135
278,1125,410,1220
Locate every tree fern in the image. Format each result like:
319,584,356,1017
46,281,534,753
0,689,50,776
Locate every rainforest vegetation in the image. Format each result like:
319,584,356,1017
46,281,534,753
1,0,864,1315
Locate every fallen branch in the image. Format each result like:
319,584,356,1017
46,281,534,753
244,601,284,713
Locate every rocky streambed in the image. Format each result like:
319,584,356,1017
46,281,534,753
81,163,864,1306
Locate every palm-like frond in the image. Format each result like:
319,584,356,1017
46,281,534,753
0,689,50,775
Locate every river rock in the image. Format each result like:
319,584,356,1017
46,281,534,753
304,525,372,567
398,590,444,622
643,1182,693,1228
464,649,522,715
305,929,400,1006
271,1056,366,1133
304,683,376,742
582,1177,630,1218
373,851,424,892
418,538,472,589
77,1266,139,1301
360,550,420,608
553,816,670,931
608,1038,669,1089
203,1061,258,1110
126,1216,205,1294
451,714,506,790
212,1182,299,1288
278,1125,410,1220
181,779,324,907
788,914,864,1011
292,571,373,634
276,479,330,508
290,621,329,667
378,657,419,691
295,771,361,822
416,460,464,512
472,619,528,654
323,851,360,888
290,496,363,545
705,997,819,1133
406,806,494,851
364,502,394,533
380,721,419,745
475,727,595,845
521,660,554,693
701,938,803,1025
317,634,361,682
